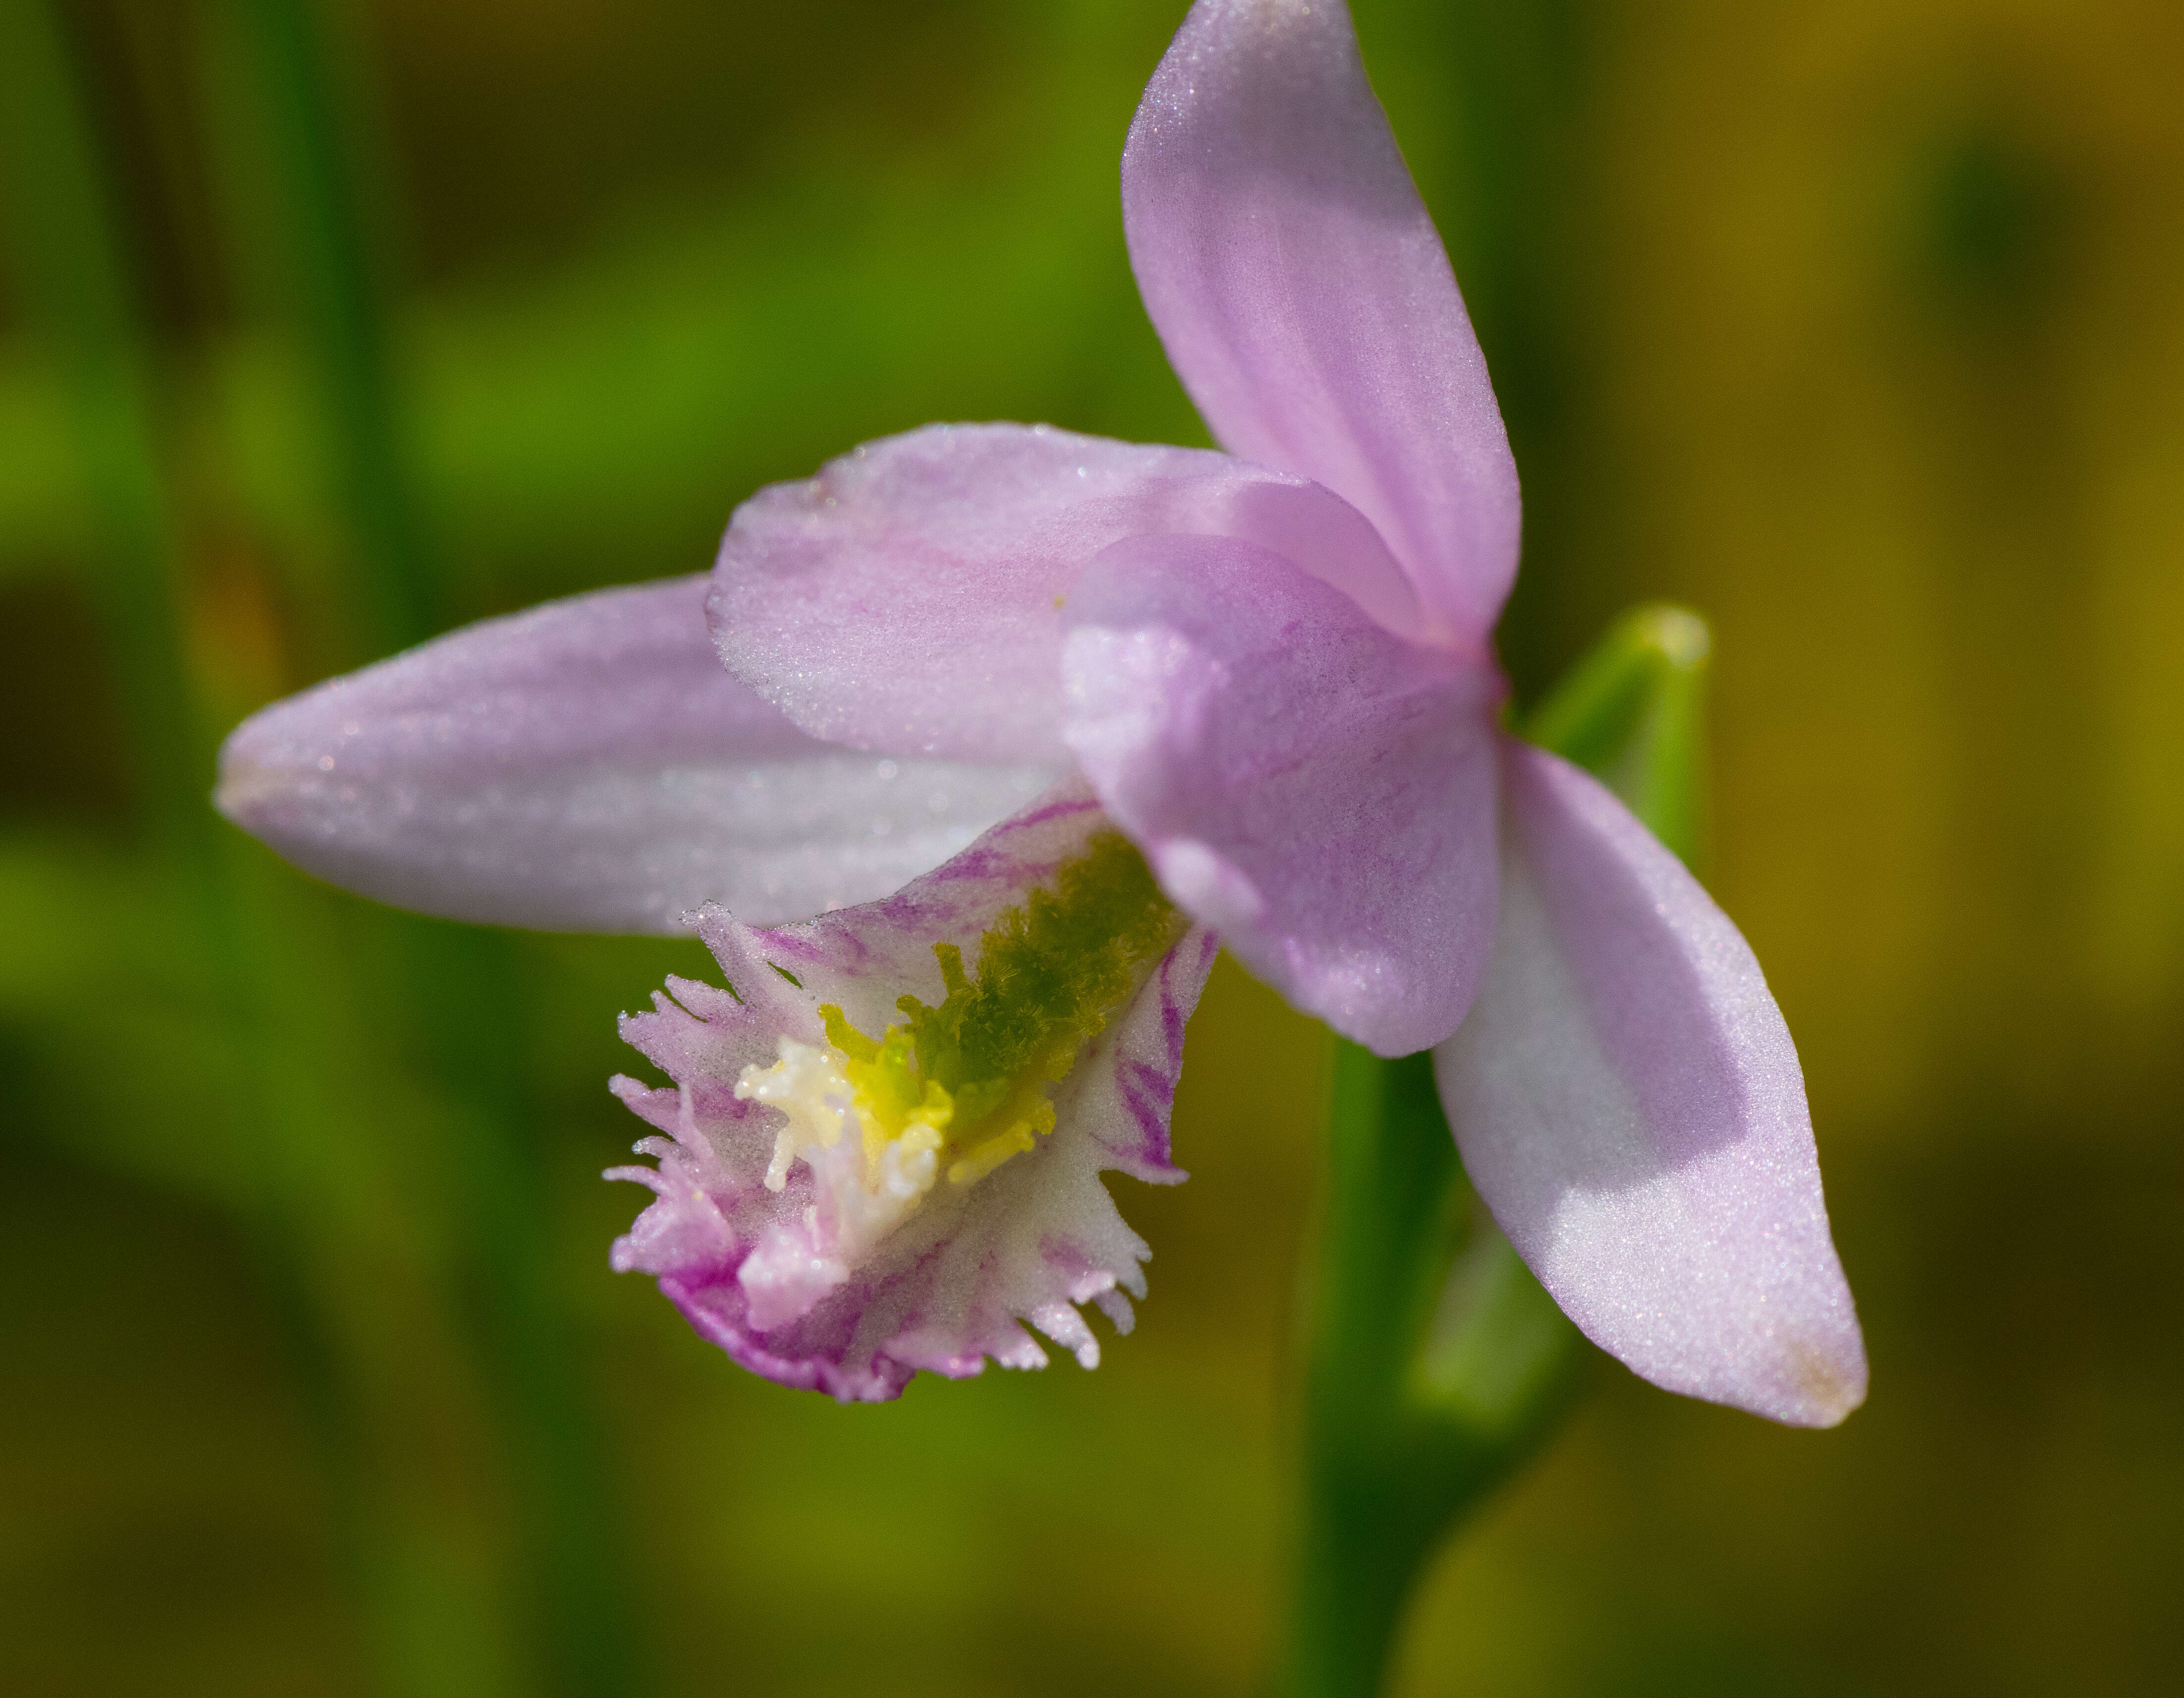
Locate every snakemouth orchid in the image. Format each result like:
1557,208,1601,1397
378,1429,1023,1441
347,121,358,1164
218,0,1864,1423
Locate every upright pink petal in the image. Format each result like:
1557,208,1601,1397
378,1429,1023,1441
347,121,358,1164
1061,533,1501,1057
217,576,1061,930
709,421,1422,763
1434,740,1867,1426
1124,0,1521,653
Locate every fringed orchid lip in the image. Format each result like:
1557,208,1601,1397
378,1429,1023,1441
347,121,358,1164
697,0,1866,1424
606,784,1218,1402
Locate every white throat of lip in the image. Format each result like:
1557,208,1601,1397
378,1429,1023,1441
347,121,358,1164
736,1037,941,1266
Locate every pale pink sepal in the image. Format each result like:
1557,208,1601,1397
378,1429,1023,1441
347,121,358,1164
1434,740,1868,1427
214,576,1061,930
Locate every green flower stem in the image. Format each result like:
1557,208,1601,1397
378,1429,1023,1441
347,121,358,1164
216,6,643,1691
1282,605,1713,1698
1284,1046,1571,1698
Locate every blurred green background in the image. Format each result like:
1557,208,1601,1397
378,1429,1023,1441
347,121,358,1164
3,0,2181,1694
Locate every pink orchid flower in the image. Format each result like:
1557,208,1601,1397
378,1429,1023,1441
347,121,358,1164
218,0,1864,1422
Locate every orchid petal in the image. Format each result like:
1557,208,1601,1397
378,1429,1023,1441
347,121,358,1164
708,421,1423,763
217,576,1061,931
1434,739,1867,1426
611,782,1218,1400
1061,533,1500,1057
1123,0,1521,653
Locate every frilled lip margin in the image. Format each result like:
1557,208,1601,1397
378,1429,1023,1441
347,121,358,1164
604,787,1220,1402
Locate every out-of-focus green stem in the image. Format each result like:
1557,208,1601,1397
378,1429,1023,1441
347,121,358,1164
1284,1048,1566,1698
218,6,644,1693
0,0,197,837
1282,605,1713,1698
0,5,451,1690
227,0,436,648
397,923,649,1698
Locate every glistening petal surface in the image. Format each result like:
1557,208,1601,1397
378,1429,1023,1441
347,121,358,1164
1433,740,1867,1426
1123,0,1521,651
1062,533,1500,1057
709,421,1422,763
217,576,1060,931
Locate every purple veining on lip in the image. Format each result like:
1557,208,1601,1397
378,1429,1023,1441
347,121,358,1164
998,796,1104,833
1166,931,1217,1060
660,1250,924,1402
1115,1061,1179,1172
1040,1235,1095,1281
1092,930,1217,1172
